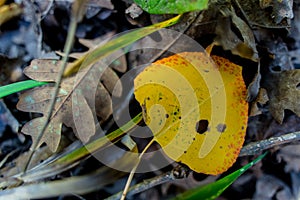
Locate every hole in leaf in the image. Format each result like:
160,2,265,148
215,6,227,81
216,123,227,133
271,66,281,72
195,120,209,134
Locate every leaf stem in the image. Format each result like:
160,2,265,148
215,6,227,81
121,138,155,200
239,131,300,156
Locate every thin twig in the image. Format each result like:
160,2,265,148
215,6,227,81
106,131,300,199
23,0,87,172
121,139,155,200
107,172,173,200
239,131,300,156
106,165,190,200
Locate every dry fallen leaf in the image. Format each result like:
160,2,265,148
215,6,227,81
253,174,293,200
277,144,300,173
265,70,300,123
217,6,258,62
259,0,293,24
250,88,269,117
17,58,124,152
134,52,248,175
235,0,291,28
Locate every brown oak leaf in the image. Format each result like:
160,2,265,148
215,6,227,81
265,70,300,123
17,54,125,152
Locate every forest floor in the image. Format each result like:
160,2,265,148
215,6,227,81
0,0,300,200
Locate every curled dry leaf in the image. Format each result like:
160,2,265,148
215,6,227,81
253,175,293,200
277,144,300,173
235,0,291,28
265,70,300,123
17,57,125,152
134,52,248,175
259,0,293,24
217,6,259,62
249,88,269,117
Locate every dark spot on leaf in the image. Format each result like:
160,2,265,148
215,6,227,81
184,151,187,154
195,120,209,134
147,97,150,100
216,124,227,133
165,114,169,118
241,126,244,130
179,116,181,119
271,66,281,72
174,112,177,115
297,83,300,90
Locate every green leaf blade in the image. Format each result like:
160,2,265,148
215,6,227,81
134,0,209,14
175,152,268,200
0,80,48,98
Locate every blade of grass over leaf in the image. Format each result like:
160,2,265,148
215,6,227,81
17,14,182,156
63,14,182,77
0,80,48,98
174,152,268,200
23,0,87,172
14,113,143,184
56,112,143,164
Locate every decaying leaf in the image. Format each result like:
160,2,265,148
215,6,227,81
250,88,269,117
134,52,248,175
277,144,300,173
259,0,293,24
265,70,300,123
217,6,259,62
17,57,124,152
235,0,291,28
253,175,293,200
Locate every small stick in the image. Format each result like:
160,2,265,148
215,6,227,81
239,131,300,156
108,131,300,199
121,139,155,200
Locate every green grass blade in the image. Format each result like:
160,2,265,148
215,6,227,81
56,112,143,164
175,152,268,200
0,80,48,98
63,14,182,77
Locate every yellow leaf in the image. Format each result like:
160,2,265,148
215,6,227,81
134,52,248,175
0,3,22,26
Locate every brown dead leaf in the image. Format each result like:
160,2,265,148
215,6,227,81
235,0,291,28
250,88,269,116
217,6,259,62
277,144,300,172
264,70,300,123
17,57,123,152
259,0,293,24
253,175,293,200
